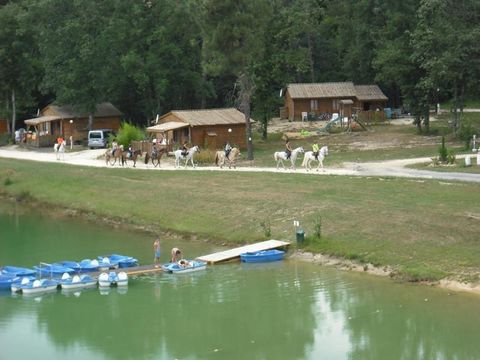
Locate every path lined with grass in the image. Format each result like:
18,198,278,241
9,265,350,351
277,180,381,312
1,147,479,183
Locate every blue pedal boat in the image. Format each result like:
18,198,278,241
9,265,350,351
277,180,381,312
98,254,138,268
240,249,286,263
59,273,97,290
98,271,128,287
162,260,207,274
0,274,21,290
34,264,76,277
1,266,36,277
18,278,59,295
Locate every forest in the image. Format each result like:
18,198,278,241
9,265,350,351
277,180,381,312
0,0,479,137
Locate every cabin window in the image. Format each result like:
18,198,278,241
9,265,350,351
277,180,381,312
332,99,338,110
310,99,318,111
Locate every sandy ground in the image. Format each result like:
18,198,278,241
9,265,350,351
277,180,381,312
1,145,479,183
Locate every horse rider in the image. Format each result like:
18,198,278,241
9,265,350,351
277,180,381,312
127,144,133,158
312,140,319,161
111,139,118,155
224,141,232,159
181,141,189,157
285,139,293,159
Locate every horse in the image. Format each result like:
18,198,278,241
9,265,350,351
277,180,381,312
105,146,124,166
274,146,304,170
173,145,200,168
214,147,241,169
123,149,143,168
144,146,167,167
302,146,329,171
53,140,66,161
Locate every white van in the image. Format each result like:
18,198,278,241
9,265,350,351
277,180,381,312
87,129,113,149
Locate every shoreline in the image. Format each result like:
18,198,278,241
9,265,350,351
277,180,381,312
3,194,480,297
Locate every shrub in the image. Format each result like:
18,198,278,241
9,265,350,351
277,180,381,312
4,177,13,186
438,136,448,162
194,149,216,165
313,213,322,239
457,120,476,149
447,150,456,164
259,218,272,238
112,122,145,148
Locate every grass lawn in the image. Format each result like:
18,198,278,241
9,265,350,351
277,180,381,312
246,118,465,167
408,158,480,174
1,158,480,282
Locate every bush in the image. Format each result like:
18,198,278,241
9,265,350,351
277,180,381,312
313,213,322,239
259,218,272,238
447,150,456,164
112,122,145,148
458,120,477,149
438,136,448,162
194,149,216,165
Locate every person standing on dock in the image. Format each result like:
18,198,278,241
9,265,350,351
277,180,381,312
153,238,161,268
171,247,181,263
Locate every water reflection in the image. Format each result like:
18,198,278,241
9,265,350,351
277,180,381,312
2,204,480,359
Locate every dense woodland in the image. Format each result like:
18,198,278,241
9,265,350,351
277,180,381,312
1,0,479,142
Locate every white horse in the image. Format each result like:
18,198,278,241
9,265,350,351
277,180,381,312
174,145,200,168
302,146,329,171
53,140,66,161
274,146,304,170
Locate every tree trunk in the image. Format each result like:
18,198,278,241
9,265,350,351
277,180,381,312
238,73,254,160
307,33,315,82
262,114,268,140
88,113,93,131
6,92,11,135
424,109,430,133
11,89,16,141
453,80,458,136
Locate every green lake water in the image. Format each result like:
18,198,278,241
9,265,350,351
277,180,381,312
1,202,480,360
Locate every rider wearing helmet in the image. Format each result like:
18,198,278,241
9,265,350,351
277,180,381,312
224,141,232,159
312,140,319,160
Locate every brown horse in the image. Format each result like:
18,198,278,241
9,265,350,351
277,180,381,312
105,147,125,166
144,146,167,167
123,149,143,168
214,147,241,169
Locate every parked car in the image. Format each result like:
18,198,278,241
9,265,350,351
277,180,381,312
87,129,113,149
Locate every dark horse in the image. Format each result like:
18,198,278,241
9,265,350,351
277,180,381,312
144,146,167,167
123,149,143,168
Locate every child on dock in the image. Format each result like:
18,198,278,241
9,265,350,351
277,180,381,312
153,238,161,268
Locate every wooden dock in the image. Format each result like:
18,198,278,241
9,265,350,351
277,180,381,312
90,264,163,279
196,239,290,264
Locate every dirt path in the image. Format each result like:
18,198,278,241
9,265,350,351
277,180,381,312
1,146,479,183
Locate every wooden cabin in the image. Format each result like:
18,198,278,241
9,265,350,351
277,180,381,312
0,118,7,134
146,108,253,150
283,82,388,121
23,103,122,147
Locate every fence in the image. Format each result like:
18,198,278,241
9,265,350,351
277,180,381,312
131,140,172,154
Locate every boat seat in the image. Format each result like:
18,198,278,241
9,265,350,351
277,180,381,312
117,272,128,281
72,275,81,283
21,277,30,285
61,272,71,280
98,273,109,282
32,280,41,288
91,259,99,266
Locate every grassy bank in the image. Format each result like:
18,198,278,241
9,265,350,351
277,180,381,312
1,158,480,282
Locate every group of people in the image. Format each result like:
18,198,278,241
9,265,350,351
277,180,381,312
153,238,184,268
284,138,320,160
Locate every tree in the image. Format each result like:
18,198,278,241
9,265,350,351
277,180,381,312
201,0,270,160
0,2,41,139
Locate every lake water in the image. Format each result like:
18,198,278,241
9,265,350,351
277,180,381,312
1,202,480,360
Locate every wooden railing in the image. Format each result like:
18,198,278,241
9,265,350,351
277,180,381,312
131,140,172,154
